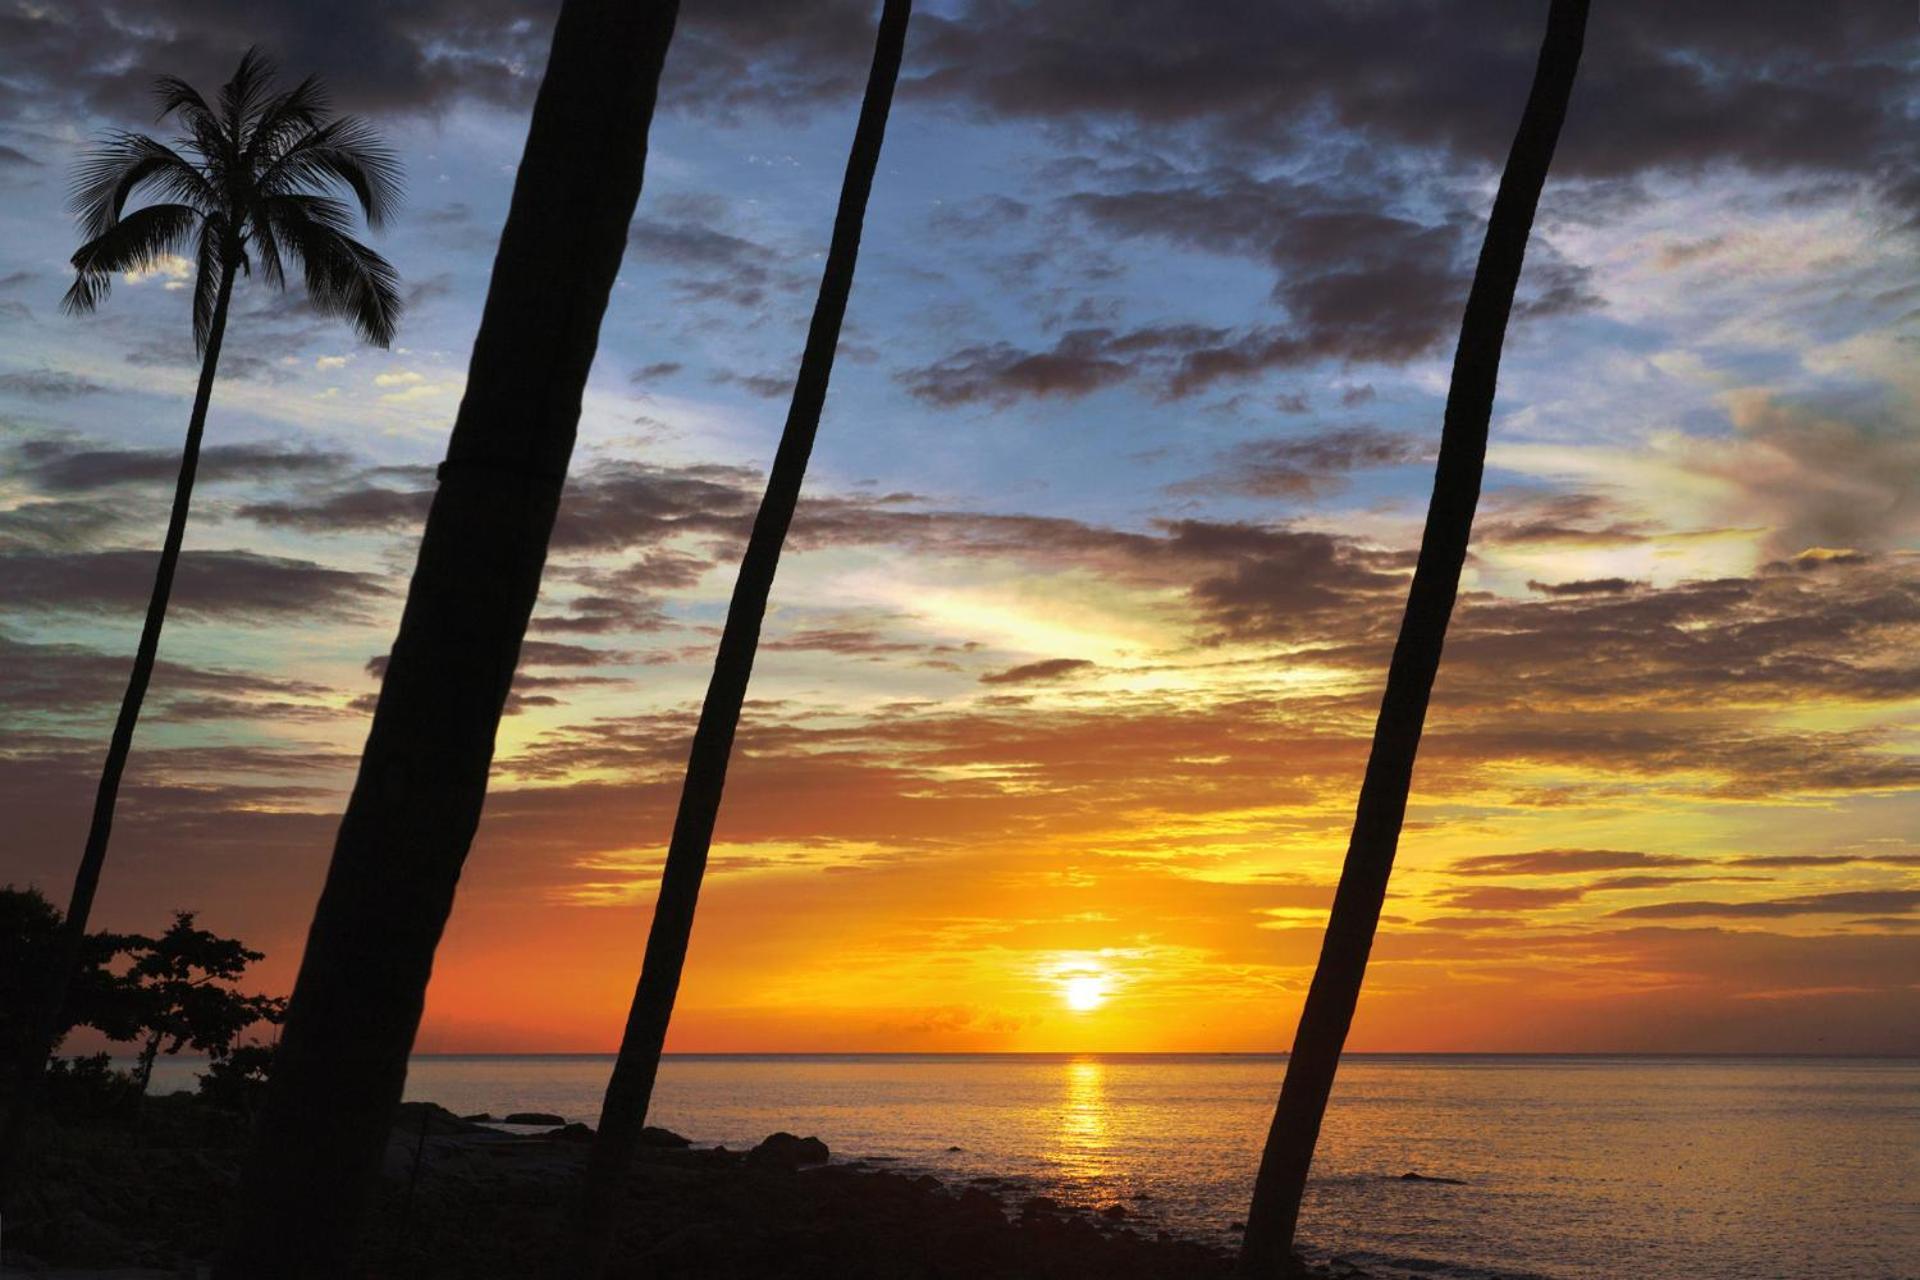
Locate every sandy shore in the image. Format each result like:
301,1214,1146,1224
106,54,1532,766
2,1099,1367,1278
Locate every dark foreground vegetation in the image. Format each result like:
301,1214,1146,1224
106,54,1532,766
4,1096,1370,1279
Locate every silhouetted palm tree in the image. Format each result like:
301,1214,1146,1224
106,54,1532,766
0,47,399,1195
218,3,682,1274
574,3,912,1271
1235,3,1589,1275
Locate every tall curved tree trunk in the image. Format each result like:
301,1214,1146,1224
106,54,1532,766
219,3,682,1274
1235,3,1589,1275
574,2,911,1271
0,252,236,1199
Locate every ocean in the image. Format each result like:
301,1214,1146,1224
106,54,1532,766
143,1053,1919,1279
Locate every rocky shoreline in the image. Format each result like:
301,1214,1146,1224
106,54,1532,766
3,1098,1367,1278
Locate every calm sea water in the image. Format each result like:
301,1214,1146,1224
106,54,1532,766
146,1053,1919,1279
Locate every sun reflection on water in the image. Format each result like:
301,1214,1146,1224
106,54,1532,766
1050,1056,1115,1185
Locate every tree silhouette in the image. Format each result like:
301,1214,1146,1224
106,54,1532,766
2,889,281,1123
574,2,913,1270
0,886,148,1074
1235,2,1590,1275
219,3,682,1274
0,49,399,1196
125,911,285,1099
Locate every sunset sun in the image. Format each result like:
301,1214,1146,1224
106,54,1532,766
1063,974,1108,1012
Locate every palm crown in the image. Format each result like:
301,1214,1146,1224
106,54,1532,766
63,47,402,351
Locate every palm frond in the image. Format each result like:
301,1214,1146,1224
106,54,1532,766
250,202,288,290
63,203,202,315
221,47,278,149
256,116,403,227
68,133,215,239
261,194,402,347
245,74,331,168
152,74,216,129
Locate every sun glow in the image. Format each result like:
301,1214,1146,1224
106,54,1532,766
1063,973,1107,1012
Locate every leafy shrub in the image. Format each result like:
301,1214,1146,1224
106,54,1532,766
42,1052,140,1121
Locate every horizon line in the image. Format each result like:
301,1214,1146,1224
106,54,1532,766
391,1049,1920,1060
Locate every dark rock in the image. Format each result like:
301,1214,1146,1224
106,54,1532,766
1398,1171,1468,1185
393,1102,490,1136
955,1187,1005,1223
461,1111,495,1123
746,1131,830,1168
546,1122,596,1143
501,1111,565,1126
640,1125,691,1148
1228,1221,1246,1232
946,1144,964,1152
18,1093,1280,1279
1100,1203,1129,1220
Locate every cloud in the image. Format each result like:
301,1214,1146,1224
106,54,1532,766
1700,388,1920,555
1437,885,1588,911
928,195,1031,238
15,439,349,492
1174,427,1427,499
900,315,1456,407
0,497,145,551
709,369,792,399
1610,891,1920,921
0,631,336,720
1729,853,1920,871
899,330,1134,406
0,369,110,399
1427,551,1920,712
237,484,433,535
1477,492,1662,549
0,549,387,618
1167,520,1407,643
979,657,1095,685
912,2,1919,207
1448,849,1708,876
628,210,799,308
242,457,761,556
1525,577,1639,597
1065,176,1479,367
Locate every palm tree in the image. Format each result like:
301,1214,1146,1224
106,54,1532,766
574,1,913,1270
217,3,682,1274
0,48,400,1195
1235,2,1590,1275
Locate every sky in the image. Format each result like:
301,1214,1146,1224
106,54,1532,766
2,0,1918,1055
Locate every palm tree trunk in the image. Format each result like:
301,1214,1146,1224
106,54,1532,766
573,2,911,1270
0,251,236,1199
218,4,681,1275
1235,4,1588,1275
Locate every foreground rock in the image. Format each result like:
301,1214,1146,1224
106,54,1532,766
500,1110,566,1126
748,1130,831,1168
3,1097,1362,1279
